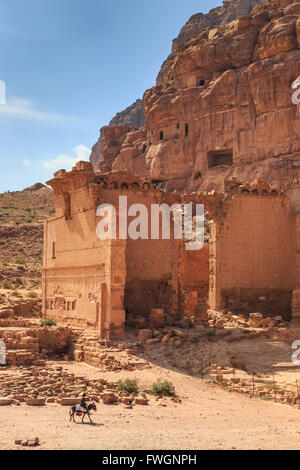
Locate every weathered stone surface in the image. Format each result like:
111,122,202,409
102,392,118,404
91,0,300,211
90,100,145,170
60,398,81,406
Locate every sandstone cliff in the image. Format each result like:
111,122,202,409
157,0,266,84
90,99,145,170
91,0,300,211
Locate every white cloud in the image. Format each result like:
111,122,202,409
0,96,77,126
22,159,31,167
42,145,91,171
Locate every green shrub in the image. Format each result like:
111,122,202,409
17,265,25,272
2,280,13,289
15,257,26,266
206,330,216,341
11,290,22,297
117,378,139,394
14,278,23,286
27,291,38,299
0,240,6,246
148,380,175,397
190,336,200,344
40,317,56,327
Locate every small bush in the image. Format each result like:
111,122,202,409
15,257,26,266
117,378,139,394
2,280,13,289
11,290,22,297
190,336,200,344
0,240,6,246
40,317,56,327
14,278,23,286
148,380,175,397
206,330,216,341
17,265,25,272
27,291,38,299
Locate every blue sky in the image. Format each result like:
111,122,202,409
0,0,220,192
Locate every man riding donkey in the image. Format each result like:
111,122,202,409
69,392,97,424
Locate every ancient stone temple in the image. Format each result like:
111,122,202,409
42,161,300,338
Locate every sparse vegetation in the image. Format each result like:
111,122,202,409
40,317,57,327
190,336,200,344
2,279,13,289
148,380,175,397
15,257,26,266
10,290,22,297
27,291,38,299
117,378,139,394
206,330,216,341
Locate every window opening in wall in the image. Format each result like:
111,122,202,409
185,124,189,137
207,149,233,168
159,131,164,140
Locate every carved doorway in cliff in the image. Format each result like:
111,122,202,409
207,149,233,168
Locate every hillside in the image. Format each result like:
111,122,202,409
0,184,54,291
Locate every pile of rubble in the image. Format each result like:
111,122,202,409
0,295,42,318
0,365,150,407
72,332,149,372
0,325,73,365
208,310,289,329
209,364,300,406
138,327,188,348
14,437,40,447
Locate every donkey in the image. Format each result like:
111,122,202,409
69,402,97,424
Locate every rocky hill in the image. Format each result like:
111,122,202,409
0,184,54,289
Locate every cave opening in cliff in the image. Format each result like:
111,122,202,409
207,149,233,168
159,131,164,141
185,124,189,137
197,78,205,87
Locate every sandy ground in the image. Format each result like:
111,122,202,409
1,361,300,450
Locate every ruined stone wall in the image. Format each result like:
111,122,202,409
43,165,188,337
209,191,297,319
94,185,180,319
42,164,124,338
177,243,209,320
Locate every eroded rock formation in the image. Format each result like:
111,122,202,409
157,0,266,84
90,99,145,170
91,0,300,210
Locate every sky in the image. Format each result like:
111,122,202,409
0,0,220,192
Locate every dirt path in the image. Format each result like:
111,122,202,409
1,362,300,450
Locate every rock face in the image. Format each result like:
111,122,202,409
92,0,300,211
157,0,266,84
90,99,145,170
